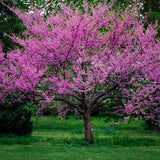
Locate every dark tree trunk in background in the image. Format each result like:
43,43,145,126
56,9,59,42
83,113,93,144
36,115,38,129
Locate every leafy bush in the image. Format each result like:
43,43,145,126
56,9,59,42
0,101,33,135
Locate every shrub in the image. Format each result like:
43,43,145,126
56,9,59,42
0,101,33,135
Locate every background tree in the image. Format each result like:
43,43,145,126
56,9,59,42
0,0,59,52
0,0,25,53
140,0,160,37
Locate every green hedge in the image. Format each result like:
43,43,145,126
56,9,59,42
0,101,33,135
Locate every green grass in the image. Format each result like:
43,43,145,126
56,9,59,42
0,116,160,160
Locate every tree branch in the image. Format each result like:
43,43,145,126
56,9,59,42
90,83,119,108
53,96,85,114
91,95,131,113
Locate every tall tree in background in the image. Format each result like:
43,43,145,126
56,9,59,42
142,0,160,37
0,0,57,52
0,1,25,52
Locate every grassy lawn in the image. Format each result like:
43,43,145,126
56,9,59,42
0,116,160,160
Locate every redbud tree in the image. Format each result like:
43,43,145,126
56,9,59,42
0,2,160,143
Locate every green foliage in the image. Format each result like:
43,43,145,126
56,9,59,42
141,0,160,37
41,107,52,116
0,101,33,136
41,100,57,116
0,1,25,52
0,0,47,52
98,98,124,121
144,115,160,131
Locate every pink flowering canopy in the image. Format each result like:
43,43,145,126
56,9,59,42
0,2,160,142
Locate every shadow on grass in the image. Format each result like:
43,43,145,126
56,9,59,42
0,134,38,145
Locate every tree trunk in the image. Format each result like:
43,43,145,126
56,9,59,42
36,115,38,129
83,113,93,144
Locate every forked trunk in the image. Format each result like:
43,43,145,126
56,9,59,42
83,113,93,144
